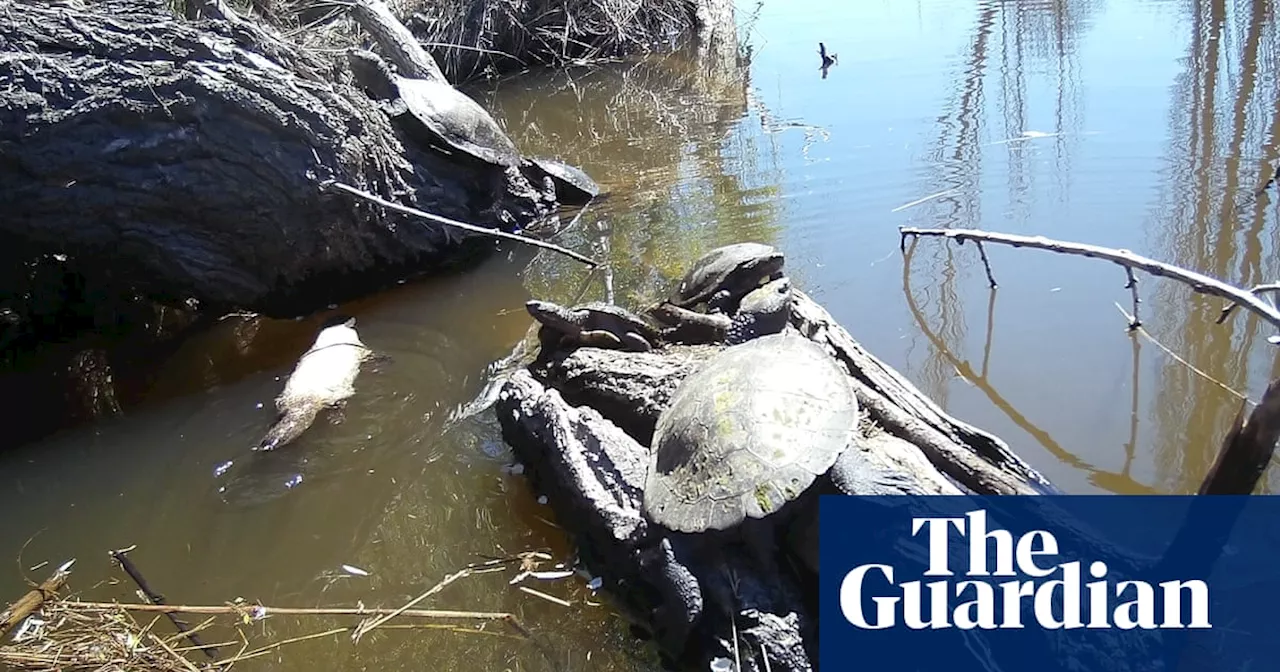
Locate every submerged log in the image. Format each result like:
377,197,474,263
0,0,555,320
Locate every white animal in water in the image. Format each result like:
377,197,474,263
255,317,373,452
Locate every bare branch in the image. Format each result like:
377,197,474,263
975,240,998,288
1123,267,1140,330
1216,282,1280,324
320,180,599,267
900,227,1280,339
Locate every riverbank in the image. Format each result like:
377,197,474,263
0,0,736,448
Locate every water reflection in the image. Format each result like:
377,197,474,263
1148,0,1280,493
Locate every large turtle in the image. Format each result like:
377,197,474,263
642,331,860,534
670,243,786,313
348,50,521,169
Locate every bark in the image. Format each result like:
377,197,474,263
0,0,553,319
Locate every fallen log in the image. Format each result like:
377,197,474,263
497,370,813,672
497,288,1030,670
0,0,560,320
787,289,1054,495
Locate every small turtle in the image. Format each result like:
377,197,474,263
526,300,662,353
349,50,521,169
651,277,793,345
671,243,785,313
525,157,601,207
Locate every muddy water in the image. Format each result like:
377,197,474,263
3,0,1280,669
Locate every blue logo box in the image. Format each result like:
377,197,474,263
818,495,1280,671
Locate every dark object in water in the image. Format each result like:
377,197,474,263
255,316,373,452
818,42,838,77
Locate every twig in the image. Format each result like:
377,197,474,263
1123,267,1141,330
900,227,1280,340
320,180,599,267
890,189,958,213
109,546,218,659
1113,304,1249,403
975,241,998,288
1216,282,1280,324
65,600,520,622
350,568,471,642
516,586,571,607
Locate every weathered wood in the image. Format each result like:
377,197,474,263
901,226,1280,340
1200,376,1280,495
0,0,551,318
787,290,1052,495
0,561,73,639
532,344,722,444
351,0,447,83
496,370,812,672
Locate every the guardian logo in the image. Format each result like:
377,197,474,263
839,509,1212,631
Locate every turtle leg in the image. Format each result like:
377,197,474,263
707,289,736,314
641,536,704,657
619,331,653,352
535,326,567,354
577,329,626,350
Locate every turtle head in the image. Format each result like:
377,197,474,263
726,277,793,344
525,299,575,331
740,248,785,283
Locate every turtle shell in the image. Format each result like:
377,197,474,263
529,157,600,202
394,76,521,168
642,331,859,533
675,242,783,308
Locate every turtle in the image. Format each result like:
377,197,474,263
524,156,601,207
642,331,860,535
670,243,785,313
650,276,793,345
348,50,521,169
526,300,662,353
639,328,861,644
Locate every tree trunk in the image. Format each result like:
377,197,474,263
0,0,553,319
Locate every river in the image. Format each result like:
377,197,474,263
2,0,1278,669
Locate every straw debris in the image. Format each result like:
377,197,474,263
0,551,562,672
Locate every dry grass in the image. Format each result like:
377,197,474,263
0,551,555,672
405,0,700,82
0,601,228,672
234,0,699,84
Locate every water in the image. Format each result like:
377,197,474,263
3,0,1280,669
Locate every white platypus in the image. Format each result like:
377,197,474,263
255,316,373,452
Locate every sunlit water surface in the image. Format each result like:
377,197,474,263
4,0,1280,669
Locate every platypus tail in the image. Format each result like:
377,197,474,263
253,405,320,452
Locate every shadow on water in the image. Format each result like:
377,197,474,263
6,0,1280,669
